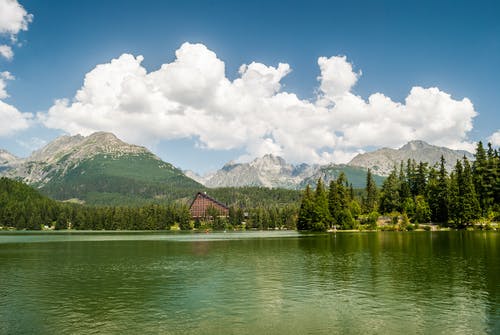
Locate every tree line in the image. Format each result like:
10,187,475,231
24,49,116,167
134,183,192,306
0,177,298,231
297,141,500,231
0,177,190,230
186,204,298,231
1,141,498,231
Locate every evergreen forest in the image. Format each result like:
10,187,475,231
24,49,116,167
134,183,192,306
1,142,498,231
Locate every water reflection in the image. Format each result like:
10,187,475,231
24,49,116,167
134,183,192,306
0,231,498,334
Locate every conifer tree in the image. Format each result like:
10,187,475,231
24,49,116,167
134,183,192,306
363,169,378,213
436,156,449,223
398,161,411,206
336,173,349,211
297,185,314,230
473,141,488,214
461,157,481,224
312,178,330,231
379,168,400,214
328,180,339,226
426,165,440,222
407,159,417,196
415,162,428,196
491,145,500,206
448,168,461,226
328,173,352,229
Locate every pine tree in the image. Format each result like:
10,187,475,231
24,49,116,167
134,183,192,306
312,178,330,231
426,165,440,222
461,157,481,224
473,141,488,215
363,169,378,213
379,168,400,214
297,185,314,230
491,145,500,206
415,162,428,196
349,183,354,200
398,161,411,207
407,159,417,196
436,156,449,223
336,173,349,211
448,168,461,227
328,180,339,226
328,173,352,229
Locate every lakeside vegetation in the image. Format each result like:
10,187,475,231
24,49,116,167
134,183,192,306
1,141,498,232
297,141,500,231
0,177,298,231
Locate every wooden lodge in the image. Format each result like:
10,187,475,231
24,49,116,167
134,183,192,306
189,192,229,218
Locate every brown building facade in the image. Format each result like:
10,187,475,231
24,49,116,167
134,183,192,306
189,192,229,218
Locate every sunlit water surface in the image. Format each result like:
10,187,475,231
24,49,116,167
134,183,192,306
0,231,498,334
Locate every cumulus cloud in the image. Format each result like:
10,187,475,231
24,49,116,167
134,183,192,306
489,131,500,147
39,42,479,164
0,70,13,98
0,71,31,136
0,100,31,136
0,44,13,60
317,55,360,103
0,0,32,38
0,0,32,61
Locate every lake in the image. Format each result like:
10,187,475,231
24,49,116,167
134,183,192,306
0,231,498,334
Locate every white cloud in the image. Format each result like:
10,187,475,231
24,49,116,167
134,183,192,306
0,71,14,98
0,1,33,137
0,0,31,62
0,0,32,38
39,42,479,164
0,44,13,60
0,99,31,136
0,71,31,136
489,130,500,147
317,55,360,103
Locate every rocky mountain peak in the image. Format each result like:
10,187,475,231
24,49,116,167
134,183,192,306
5,131,160,185
250,154,288,171
400,140,432,151
348,140,474,176
28,132,152,164
0,149,19,164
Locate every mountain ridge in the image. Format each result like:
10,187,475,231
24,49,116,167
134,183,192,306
1,132,202,205
0,136,475,204
347,140,473,176
189,154,380,189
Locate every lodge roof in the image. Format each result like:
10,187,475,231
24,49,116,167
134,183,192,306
189,192,229,210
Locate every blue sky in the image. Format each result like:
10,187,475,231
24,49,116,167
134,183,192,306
0,0,499,173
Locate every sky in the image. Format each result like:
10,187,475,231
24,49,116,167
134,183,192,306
0,0,499,173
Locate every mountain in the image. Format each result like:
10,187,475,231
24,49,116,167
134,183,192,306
348,140,474,176
0,149,20,173
4,132,202,205
201,154,316,189
196,154,382,189
300,164,385,189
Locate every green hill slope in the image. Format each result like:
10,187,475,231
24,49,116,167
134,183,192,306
0,177,59,229
39,153,202,206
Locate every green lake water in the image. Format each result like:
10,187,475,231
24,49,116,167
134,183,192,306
0,231,498,334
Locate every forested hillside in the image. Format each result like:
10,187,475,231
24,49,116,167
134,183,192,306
298,141,500,231
0,177,190,230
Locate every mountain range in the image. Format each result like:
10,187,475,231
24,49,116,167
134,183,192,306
347,140,474,176
186,140,473,189
186,155,385,189
0,133,473,205
0,132,201,205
